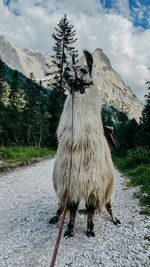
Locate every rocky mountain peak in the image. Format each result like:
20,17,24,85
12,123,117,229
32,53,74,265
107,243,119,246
91,49,142,121
93,48,111,69
0,35,53,82
0,36,143,121
0,35,9,44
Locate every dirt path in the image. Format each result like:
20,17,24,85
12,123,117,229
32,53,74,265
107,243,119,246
0,158,149,267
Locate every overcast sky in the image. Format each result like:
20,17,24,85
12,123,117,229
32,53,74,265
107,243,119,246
0,0,150,102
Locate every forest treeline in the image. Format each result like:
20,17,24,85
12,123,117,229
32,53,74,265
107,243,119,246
0,59,51,147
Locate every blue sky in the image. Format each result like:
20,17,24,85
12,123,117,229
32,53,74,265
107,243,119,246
100,0,150,29
1,0,150,101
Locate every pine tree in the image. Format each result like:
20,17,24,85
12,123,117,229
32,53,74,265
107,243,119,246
51,14,78,92
47,14,78,146
30,81,50,147
48,89,66,146
139,81,150,147
0,57,10,145
0,57,7,107
9,70,20,109
23,74,50,146
8,70,25,144
140,81,150,132
24,72,37,145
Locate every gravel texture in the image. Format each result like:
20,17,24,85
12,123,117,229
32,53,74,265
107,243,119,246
0,158,149,267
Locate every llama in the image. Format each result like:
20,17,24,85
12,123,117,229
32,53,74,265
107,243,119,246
49,51,120,237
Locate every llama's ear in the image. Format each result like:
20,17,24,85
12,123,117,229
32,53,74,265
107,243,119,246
83,50,93,75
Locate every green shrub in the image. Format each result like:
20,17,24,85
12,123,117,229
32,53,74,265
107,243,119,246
127,165,150,187
127,165,150,215
113,150,150,215
126,146,150,167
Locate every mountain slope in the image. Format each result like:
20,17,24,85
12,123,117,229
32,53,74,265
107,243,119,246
91,48,143,121
0,35,52,83
0,35,143,121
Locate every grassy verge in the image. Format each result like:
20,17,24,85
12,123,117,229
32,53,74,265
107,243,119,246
113,147,150,216
0,146,56,164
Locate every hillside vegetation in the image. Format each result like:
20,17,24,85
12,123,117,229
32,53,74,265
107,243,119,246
113,147,150,215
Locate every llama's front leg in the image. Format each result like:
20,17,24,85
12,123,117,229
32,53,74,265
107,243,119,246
106,199,121,225
64,202,78,237
86,204,95,237
49,206,63,224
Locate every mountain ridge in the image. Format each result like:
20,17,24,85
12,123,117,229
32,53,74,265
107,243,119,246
0,35,53,82
0,35,143,121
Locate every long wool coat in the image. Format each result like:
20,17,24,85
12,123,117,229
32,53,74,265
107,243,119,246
53,82,114,212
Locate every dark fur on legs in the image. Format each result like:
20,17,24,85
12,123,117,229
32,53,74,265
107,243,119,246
78,208,87,215
64,202,78,237
49,206,63,224
86,204,95,237
106,199,121,225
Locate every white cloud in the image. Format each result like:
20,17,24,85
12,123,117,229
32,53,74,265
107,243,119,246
0,0,150,102
111,0,131,20
0,1,15,23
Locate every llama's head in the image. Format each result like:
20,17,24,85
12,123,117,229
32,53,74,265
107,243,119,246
63,50,94,94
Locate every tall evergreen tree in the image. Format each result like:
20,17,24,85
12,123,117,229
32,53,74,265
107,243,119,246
0,57,7,107
140,81,150,132
8,70,25,144
29,81,50,147
23,74,50,146
139,81,150,147
24,72,37,145
0,57,10,145
47,14,78,146
51,14,78,92
9,70,20,109
48,89,66,146
36,83,49,147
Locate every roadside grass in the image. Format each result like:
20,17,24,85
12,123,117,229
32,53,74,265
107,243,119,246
0,146,56,163
113,147,150,216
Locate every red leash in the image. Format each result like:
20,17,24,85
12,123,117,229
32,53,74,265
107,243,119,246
50,93,74,267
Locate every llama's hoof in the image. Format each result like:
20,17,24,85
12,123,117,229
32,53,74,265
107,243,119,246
48,216,59,224
64,229,74,238
113,217,121,225
86,230,95,237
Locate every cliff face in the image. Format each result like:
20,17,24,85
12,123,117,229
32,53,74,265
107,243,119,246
0,36,143,121
81,48,143,121
0,35,53,83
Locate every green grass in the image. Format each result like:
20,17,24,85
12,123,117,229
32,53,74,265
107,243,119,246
113,149,150,216
0,146,56,163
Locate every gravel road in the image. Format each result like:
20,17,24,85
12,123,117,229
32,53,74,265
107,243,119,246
0,158,149,267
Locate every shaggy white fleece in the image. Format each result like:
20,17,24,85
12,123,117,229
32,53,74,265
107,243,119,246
53,82,114,211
